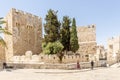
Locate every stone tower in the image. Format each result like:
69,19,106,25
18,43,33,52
4,8,42,62
107,36,120,63
77,24,97,61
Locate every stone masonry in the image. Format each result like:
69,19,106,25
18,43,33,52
107,36,120,63
77,24,96,54
96,45,107,61
0,46,5,61
4,8,42,62
77,24,97,61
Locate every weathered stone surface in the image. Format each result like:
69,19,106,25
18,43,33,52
77,24,97,54
96,45,107,60
78,42,96,54
77,24,96,42
0,46,5,61
107,36,120,63
25,51,32,57
4,8,42,62
10,54,88,64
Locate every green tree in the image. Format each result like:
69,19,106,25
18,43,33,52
70,18,79,53
0,17,11,47
60,16,71,52
44,9,61,43
42,41,64,63
43,9,64,62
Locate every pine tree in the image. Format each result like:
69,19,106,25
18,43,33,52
60,16,71,52
70,18,79,53
44,9,61,43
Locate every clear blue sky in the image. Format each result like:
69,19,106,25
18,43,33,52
0,0,120,47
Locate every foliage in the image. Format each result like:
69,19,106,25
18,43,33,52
60,16,71,52
42,41,64,55
70,18,79,53
43,9,80,63
42,41,64,63
43,9,65,62
0,18,12,47
44,9,61,43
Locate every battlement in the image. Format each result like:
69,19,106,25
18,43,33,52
11,8,41,20
77,24,96,33
9,54,89,63
77,24,96,42
78,24,96,29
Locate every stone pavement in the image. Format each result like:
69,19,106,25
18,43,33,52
110,63,120,68
0,67,120,80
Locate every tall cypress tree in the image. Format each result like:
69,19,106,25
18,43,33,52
70,18,79,53
44,9,61,43
60,16,71,52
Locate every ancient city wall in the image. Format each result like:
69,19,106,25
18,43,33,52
6,61,102,69
78,42,96,54
8,51,89,63
77,24,97,54
10,54,88,64
4,8,42,62
0,46,5,61
77,24,96,42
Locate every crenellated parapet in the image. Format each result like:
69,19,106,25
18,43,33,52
11,8,41,20
77,24,96,32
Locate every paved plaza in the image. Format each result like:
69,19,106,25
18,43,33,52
0,66,120,80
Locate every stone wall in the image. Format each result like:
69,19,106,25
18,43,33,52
7,51,90,63
77,24,96,42
96,45,107,61
77,24,97,55
78,42,96,54
10,54,82,63
6,61,103,69
4,8,42,62
107,36,120,63
4,9,14,62
0,46,5,61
